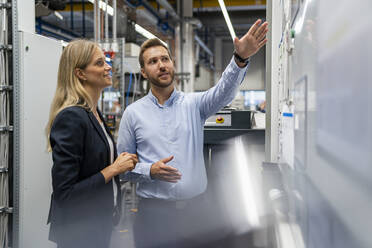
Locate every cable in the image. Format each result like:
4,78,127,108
132,72,141,103
122,60,140,108
0,98,9,248
131,72,138,103
0,171,9,247
0,1,10,246
126,72,133,107
0,49,5,84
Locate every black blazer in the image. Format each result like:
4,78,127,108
48,106,121,248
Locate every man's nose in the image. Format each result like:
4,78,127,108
158,60,166,69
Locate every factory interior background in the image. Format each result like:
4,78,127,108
0,0,371,247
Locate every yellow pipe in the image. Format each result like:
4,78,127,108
63,3,94,11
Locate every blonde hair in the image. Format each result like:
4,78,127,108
46,39,99,151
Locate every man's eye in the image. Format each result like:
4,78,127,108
162,57,169,62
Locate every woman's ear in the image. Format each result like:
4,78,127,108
75,68,87,82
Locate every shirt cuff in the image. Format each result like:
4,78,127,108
230,56,249,84
133,162,153,181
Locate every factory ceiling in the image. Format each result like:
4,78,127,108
36,0,266,47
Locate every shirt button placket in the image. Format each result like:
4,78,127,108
164,107,172,145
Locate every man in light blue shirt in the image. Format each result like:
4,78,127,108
117,19,268,248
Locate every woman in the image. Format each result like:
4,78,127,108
45,40,137,248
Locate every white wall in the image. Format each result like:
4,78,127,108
194,64,213,91
265,0,281,163
17,0,35,33
220,39,266,90
268,0,372,247
18,31,61,248
214,37,223,85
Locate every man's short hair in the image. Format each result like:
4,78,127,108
139,38,172,68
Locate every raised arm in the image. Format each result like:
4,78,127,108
198,19,268,119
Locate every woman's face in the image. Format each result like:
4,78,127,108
82,47,112,90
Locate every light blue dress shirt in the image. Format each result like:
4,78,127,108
117,57,248,200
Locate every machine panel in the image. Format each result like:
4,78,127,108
267,0,372,247
18,31,61,248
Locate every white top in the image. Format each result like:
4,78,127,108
99,122,117,206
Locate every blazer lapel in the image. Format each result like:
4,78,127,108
96,111,122,212
97,110,118,159
87,111,110,159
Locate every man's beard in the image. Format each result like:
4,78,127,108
147,71,175,88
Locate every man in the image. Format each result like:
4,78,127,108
117,19,268,248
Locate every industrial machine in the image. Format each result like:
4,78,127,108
202,109,267,247
204,109,257,144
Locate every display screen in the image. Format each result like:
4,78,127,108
241,90,265,109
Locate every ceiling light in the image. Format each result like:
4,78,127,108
54,11,63,20
61,40,69,47
218,0,236,41
134,24,167,47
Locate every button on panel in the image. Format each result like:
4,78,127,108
216,116,224,123
205,114,232,126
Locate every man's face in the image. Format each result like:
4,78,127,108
141,46,175,89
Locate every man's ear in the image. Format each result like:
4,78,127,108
141,68,147,79
171,57,175,67
75,68,87,82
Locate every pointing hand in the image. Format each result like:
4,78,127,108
234,19,269,60
150,156,182,183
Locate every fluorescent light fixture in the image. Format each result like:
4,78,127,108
88,0,114,16
218,0,236,41
134,24,156,39
54,11,63,20
134,24,167,47
61,40,69,47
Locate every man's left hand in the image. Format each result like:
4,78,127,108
234,19,269,60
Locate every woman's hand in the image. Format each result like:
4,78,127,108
112,152,138,173
101,152,138,183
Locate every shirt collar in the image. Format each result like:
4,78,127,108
148,87,179,107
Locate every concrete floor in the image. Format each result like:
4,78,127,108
110,183,138,248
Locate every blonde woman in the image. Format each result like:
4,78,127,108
46,40,137,248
